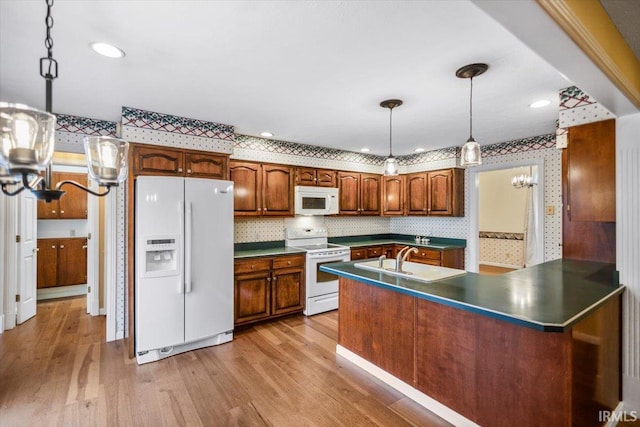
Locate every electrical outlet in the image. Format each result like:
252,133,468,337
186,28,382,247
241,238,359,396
546,206,555,215
70,229,76,236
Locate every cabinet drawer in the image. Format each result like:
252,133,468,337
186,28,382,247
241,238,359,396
272,254,305,270
411,249,442,261
366,246,383,257
350,248,367,260
235,258,272,274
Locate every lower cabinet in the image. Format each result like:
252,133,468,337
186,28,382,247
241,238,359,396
37,238,88,288
350,244,464,269
234,254,305,326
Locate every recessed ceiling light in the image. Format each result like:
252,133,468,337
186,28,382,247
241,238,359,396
360,148,370,152
529,99,551,109
90,42,125,58
260,131,273,138
414,148,425,153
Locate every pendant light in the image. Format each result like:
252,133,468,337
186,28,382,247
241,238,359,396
0,0,129,200
380,99,402,176
456,63,488,167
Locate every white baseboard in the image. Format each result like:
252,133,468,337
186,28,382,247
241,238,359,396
116,330,124,341
336,345,480,427
479,261,522,269
99,308,106,315
624,375,640,414
0,314,4,333
37,284,87,301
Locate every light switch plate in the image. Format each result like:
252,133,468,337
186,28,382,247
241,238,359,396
546,206,555,215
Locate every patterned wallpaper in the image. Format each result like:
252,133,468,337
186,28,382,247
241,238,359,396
559,86,613,128
479,238,525,269
54,114,117,154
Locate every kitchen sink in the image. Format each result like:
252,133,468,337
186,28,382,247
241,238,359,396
354,259,466,282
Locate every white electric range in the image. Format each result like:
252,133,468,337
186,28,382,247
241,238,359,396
285,227,351,316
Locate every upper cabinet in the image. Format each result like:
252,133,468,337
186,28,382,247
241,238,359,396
382,175,405,216
338,172,380,215
295,167,337,187
131,143,228,179
37,171,88,219
230,160,294,217
405,169,464,217
566,119,615,222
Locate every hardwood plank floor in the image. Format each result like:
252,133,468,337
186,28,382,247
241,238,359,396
0,297,452,426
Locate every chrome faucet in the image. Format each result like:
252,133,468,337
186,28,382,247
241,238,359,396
378,254,386,268
395,246,418,273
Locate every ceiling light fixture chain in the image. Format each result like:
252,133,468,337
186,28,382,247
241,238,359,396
40,0,58,113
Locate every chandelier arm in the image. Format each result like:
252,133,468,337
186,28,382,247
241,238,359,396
1,183,28,196
56,180,113,197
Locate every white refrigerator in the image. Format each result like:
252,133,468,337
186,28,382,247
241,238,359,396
135,176,234,364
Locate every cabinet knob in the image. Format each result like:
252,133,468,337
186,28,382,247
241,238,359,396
251,265,255,269
264,207,267,212
273,276,277,282
187,169,192,174
82,245,88,249
52,245,56,249
34,248,39,253
267,277,271,282
60,245,65,249
178,168,183,172
60,210,65,214
421,252,425,256
52,210,56,214
287,261,291,265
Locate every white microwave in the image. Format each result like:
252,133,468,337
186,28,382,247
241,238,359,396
294,186,339,215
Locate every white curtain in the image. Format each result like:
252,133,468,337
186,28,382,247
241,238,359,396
523,186,537,267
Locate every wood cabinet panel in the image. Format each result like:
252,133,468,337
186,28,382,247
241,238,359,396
272,254,305,270
234,258,272,274
295,167,337,187
234,271,271,324
382,175,404,216
295,167,316,186
229,161,262,216
338,172,360,215
271,268,304,315
37,239,58,288
262,164,294,216
360,174,381,215
405,172,428,215
132,145,184,176
36,237,87,288
37,172,88,219
366,247,383,258
185,153,227,179
316,169,337,187
350,248,367,260
427,169,464,216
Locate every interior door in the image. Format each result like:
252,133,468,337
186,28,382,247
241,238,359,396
17,190,37,324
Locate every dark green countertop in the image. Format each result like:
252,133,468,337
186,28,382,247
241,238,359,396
320,259,623,332
234,241,306,259
329,234,466,250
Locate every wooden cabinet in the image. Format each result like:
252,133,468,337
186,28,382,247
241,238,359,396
37,172,88,219
338,172,381,215
405,169,464,217
382,175,404,216
131,143,228,179
562,119,616,263
234,254,305,326
295,167,337,187
230,161,294,217
37,237,87,288
409,247,465,269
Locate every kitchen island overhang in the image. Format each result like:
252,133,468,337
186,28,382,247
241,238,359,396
322,259,624,427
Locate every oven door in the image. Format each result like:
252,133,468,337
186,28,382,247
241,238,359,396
306,252,350,298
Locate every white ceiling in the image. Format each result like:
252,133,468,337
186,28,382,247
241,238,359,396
0,1,573,156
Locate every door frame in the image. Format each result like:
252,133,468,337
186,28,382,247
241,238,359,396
1,192,19,331
467,158,546,272
105,189,119,341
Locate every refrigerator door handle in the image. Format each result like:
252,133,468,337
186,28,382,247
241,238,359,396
178,201,185,294
185,201,193,293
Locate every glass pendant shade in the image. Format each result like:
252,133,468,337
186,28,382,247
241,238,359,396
0,103,56,174
383,155,399,176
84,136,129,185
460,137,482,166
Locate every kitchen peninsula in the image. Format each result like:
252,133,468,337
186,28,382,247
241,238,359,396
321,259,624,426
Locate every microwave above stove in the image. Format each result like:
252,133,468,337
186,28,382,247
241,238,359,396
294,186,339,215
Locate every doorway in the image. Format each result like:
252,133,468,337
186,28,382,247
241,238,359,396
468,159,545,273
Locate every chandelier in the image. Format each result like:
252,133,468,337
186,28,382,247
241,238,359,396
0,0,128,201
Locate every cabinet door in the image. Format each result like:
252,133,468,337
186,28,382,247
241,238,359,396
566,119,615,222
350,247,367,260
185,153,228,179
427,168,464,217
36,239,58,288
37,199,59,219
382,175,404,216
271,268,304,316
57,172,88,219
234,271,271,324
57,238,87,286
262,164,294,216
366,246,383,257
230,161,262,216
360,173,381,215
295,167,317,186
316,169,337,187
338,172,360,215
406,172,428,216
132,145,184,176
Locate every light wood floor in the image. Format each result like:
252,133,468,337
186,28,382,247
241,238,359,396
0,297,452,426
